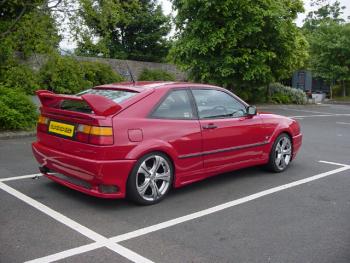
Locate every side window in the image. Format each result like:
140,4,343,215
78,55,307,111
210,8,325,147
151,90,194,119
192,89,246,119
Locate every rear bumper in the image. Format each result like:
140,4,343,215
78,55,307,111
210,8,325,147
32,142,136,198
292,133,302,159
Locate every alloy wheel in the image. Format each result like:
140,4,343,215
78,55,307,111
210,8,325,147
136,155,171,202
274,136,292,170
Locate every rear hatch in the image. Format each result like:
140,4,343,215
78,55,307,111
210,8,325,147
36,87,142,159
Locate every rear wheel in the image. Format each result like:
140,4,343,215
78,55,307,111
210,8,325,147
127,152,173,205
267,133,292,172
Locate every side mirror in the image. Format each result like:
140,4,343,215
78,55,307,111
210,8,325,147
247,105,257,116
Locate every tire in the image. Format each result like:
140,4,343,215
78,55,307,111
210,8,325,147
267,133,293,173
127,152,174,205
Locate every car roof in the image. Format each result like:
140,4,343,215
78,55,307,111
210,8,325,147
94,81,249,108
94,81,218,92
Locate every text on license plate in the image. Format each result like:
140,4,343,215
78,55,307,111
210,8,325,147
48,121,75,137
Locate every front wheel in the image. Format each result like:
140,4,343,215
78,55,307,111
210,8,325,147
127,152,173,205
267,133,292,172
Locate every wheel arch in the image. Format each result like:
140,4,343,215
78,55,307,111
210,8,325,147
125,141,177,186
267,126,294,155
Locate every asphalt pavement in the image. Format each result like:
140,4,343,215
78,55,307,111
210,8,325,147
0,104,349,263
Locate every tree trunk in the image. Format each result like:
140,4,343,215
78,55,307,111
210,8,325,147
342,80,346,97
266,83,270,101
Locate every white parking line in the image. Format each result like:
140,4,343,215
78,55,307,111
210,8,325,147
21,160,350,262
25,243,104,263
289,114,350,118
319,160,350,167
0,182,154,263
336,122,350,125
0,173,42,182
281,107,335,115
110,161,350,243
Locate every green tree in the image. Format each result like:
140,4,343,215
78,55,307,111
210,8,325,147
170,0,308,91
303,0,346,31
74,0,171,62
308,22,350,97
0,0,62,91
0,0,61,64
303,1,349,97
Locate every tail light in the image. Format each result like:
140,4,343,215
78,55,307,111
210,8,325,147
37,115,49,132
76,124,113,145
37,115,113,145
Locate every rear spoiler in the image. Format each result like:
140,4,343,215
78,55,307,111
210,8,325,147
36,90,122,116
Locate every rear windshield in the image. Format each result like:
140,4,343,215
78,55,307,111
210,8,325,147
77,89,137,103
60,89,137,113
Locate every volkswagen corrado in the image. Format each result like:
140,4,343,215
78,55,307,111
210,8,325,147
32,82,302,205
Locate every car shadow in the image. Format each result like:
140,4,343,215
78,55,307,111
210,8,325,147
44,165,272,209
167,166,268,198
45,182,133,210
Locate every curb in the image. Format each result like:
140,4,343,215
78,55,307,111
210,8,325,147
0,130,36,140
324,101,350,105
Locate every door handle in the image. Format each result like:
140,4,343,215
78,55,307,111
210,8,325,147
202,123,217,129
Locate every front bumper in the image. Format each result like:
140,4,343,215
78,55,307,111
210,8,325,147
32,142,136,198
292,133,302,159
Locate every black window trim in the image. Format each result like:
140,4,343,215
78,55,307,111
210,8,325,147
189,87,249,120
148,88,199,120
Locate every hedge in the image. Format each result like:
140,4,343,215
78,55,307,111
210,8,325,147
0,64,39,94
0,85,37,130
39,56,124,94
0,56,124,95
138,68,175,81
269,83,307,104
234,83,307,104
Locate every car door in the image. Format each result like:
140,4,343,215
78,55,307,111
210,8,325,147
191,88,267,169
149,88,203,180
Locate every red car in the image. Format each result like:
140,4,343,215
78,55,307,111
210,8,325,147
32,82,302,205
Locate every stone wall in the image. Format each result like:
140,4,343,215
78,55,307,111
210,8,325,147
23,54,187,81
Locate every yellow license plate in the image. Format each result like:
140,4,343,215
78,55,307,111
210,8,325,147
48,121,75,137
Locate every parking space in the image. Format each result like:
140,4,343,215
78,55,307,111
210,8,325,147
60,248,131,263
121,170,350,263
0,191,90,262
0,104,349,262
0,137,38,178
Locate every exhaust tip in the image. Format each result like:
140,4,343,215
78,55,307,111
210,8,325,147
39,166,51,174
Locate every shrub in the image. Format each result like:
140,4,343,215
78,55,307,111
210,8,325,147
0,85,37,130
269,83,306,104
235,89,250,102
332,85,342,97
233,83,306,104
332,84,350,97
81,61,124,86
0,64,39,94
271,94,292,104
39,56,124,94
39,55,89,94
234,86,267,104
138,68,175,81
